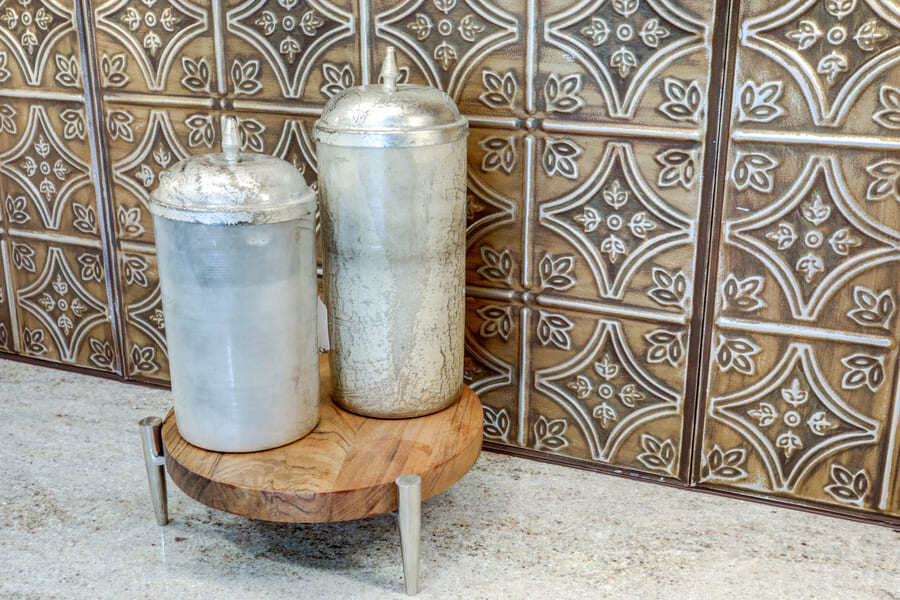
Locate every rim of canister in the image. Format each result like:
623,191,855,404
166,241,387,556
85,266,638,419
148,188,317,225
314,116,469,148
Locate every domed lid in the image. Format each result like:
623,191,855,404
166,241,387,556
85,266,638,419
314,47,468,148
149,117,316,225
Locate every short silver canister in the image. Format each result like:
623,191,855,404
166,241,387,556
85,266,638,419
314,48,468,418
149,117,319,452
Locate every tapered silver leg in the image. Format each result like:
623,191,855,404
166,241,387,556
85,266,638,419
396,474,422,595
139,416,168,526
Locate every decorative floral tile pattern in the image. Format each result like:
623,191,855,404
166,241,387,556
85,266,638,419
462,0,713,481
0,93,119,374
539,0,710,126
94,0,216,96
0,0,896,523
0,0,83,91
737,0,900,132
224,0,358,103
697,0,900,518
118,245,167,382
104,103,216,245
0,100,99,240
3,236,117,371
372,0,520,101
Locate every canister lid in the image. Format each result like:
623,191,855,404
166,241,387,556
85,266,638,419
314,47,468,148
149,117,316,225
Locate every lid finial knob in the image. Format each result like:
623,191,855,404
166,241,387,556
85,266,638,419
381,46,399,93
222,116,239,162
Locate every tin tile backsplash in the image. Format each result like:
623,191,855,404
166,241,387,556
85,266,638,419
1,0,900,524
696,0,900,519
460,0,715,481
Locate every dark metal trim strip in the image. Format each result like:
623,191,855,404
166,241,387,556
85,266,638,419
682,0,743,484
75,0,129,376
483,442,900,530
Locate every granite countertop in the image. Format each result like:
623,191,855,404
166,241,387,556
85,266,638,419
1,358,898,599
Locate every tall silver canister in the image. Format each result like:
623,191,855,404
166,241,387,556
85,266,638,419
314,48,468,418
149,117,319,452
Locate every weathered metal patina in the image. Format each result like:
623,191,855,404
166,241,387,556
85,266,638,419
150,117,319,452
315,48,469,418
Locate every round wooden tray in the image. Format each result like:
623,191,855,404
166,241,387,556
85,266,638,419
162,355,483,523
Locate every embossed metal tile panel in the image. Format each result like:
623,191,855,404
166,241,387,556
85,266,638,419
15,0,721,480
0,0,84,91
0,0,120,374
461,0,717,479
1,0,899,524
224,0,358,104
3,236,117,369
0,94,120,373
696,0,900,518
0,101,98,240
94,0,216,97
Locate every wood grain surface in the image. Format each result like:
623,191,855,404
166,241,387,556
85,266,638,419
162,354,483,523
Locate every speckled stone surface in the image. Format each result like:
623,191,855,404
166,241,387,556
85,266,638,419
1,358,898,600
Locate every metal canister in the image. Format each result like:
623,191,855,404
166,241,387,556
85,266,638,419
149,117,319,452
314,48,468,418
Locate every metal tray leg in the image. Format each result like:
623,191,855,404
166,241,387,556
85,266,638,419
396,474,421,595
139,416,169,526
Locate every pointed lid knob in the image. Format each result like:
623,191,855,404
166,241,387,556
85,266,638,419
221,115,240,163
381,46,399,93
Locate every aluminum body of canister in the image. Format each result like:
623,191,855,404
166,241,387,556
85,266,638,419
149,117,319,452
314,48,468,418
